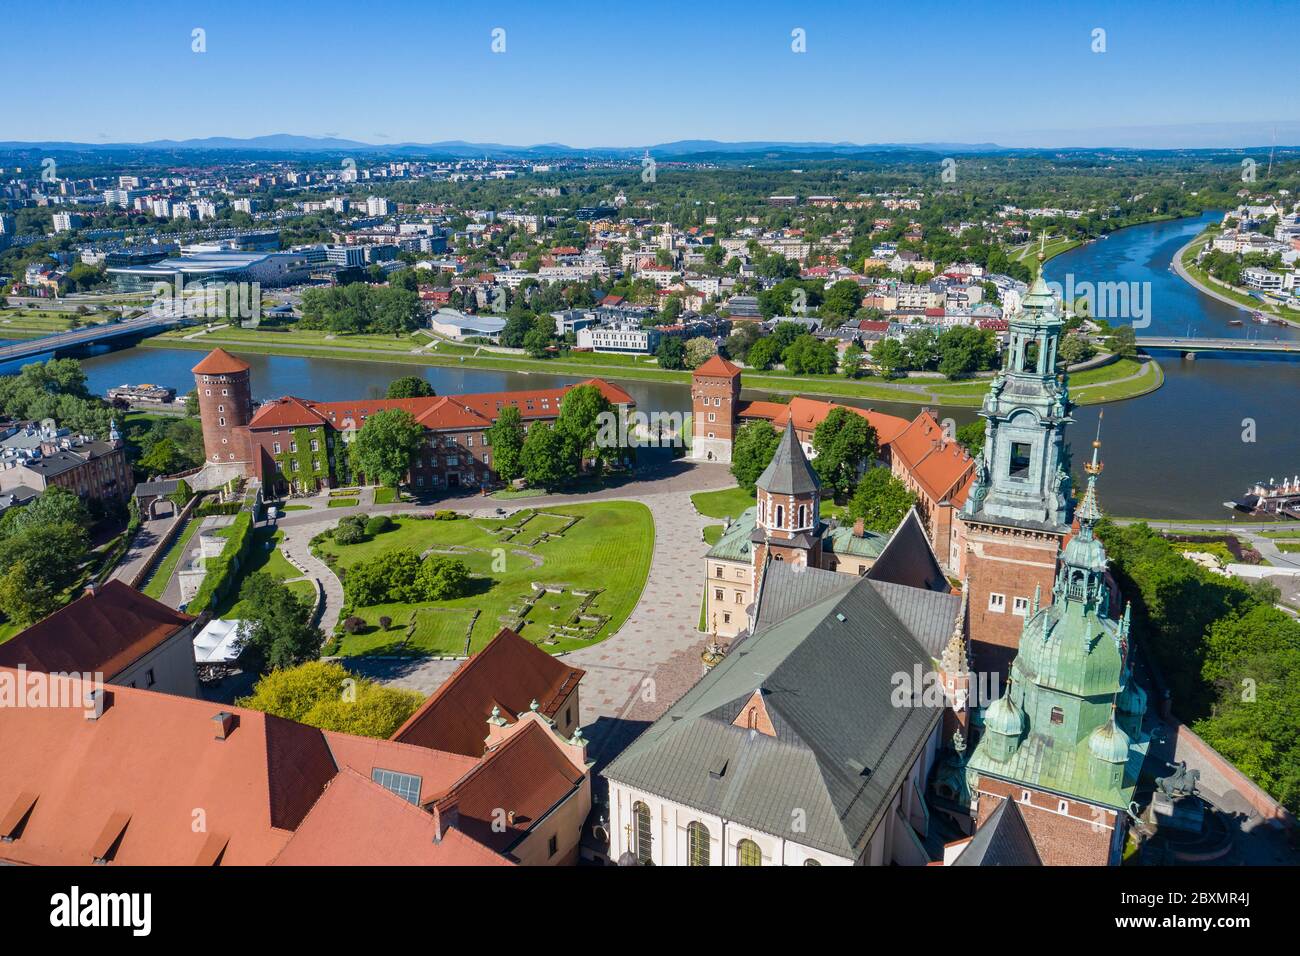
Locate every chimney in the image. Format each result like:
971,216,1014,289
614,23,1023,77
853,518,865,537
85,688,113,720
432,799,460,843
212,711,239,740
84,581,100,599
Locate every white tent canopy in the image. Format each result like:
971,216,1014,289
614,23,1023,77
192,618,246,664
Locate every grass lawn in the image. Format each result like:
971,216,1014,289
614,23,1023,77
328,498,359,508
702,525,724,546
213,529,305,617
142,517,202,599
321,502,654,657
373,487,400,505
1275,541,1300,553
282,504,311,511
691,486,755,520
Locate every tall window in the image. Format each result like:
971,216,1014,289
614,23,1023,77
1009,442,1031,480
774,505,784,529
687,821,710,866
797,504,807,528
737,839,761,867
632,802,653,863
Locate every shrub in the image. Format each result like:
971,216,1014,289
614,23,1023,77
365,515,394,536
334,523,364,545
342,615,366,634
433,510,459,520
378,615,393,630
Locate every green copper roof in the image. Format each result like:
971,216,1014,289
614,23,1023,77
824,524,889,559
707,507,757,563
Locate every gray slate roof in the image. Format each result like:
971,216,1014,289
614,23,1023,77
866,507,949,593
952,798,1042,866
753,560,855,628
603,571,942,860
756,420,820,497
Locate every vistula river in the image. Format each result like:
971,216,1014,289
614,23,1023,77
71,211,1300,519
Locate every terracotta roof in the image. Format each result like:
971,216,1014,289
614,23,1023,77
0,669,517,866
191,347,250,375
249,379,635,434
273,769,512,866
0,581,194,679
887,409,977,505
432,721,585,854
393,628,585,757
738,396,911,447
693,355,742,379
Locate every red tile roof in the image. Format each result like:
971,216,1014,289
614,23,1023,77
693,355,742,379
432,721,585,854
273,769,512,866
0,669,526,866
888,408,977,505
738,396,910,447
393,628,585,757
191,347,250,375
0,581,194,679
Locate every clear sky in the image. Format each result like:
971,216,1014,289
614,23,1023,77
6,0,1296,148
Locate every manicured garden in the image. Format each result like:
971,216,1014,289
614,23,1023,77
316,502,654,657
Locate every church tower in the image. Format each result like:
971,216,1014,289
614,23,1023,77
751,420,823,570
959,261,1073,672
965,441,1148,866
690,355,742,463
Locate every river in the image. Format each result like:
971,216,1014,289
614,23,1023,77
70,211,1300,519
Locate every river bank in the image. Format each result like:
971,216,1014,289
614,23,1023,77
1172,233,1300,328
140,326,1162,408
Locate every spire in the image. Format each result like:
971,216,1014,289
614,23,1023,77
755,419,820,496
1076,410,1105,526
941,582,970,676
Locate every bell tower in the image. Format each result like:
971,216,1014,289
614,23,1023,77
751,420,823,570
690,355,742,463
959,258,1073,673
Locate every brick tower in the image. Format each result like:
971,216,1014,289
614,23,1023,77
192,347,253,469
750,420,823,570
958,267,1072,675
690,355,742,463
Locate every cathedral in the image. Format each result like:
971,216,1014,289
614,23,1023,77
687,256,1150,865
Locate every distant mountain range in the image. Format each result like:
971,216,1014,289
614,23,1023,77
0,135,1029,159
0,134,1293,161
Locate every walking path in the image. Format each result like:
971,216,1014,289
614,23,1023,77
111,513,179,587
328,460,735,757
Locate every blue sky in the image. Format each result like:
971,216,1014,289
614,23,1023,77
6,0,1296,148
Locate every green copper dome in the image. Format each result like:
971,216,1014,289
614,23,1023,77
1118,676,1147,716
1088,716,1131,764
984,691,1024,738
1062,527,1107,572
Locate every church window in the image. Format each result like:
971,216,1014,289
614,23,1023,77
633,802,652,864
687,822,710,866
747,708,757,730
1021,340,1039,373
988,592,1006,613
1009,442,1032,479
774,505,784,528
797,504,807,527
1050,707,1064,724
737,839,761,867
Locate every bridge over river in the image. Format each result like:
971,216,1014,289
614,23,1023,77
1137,335,1300,357
0,311,189,370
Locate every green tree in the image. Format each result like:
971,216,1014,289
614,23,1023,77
348,408,424,487
745,336,781,371
782,334,837,375
1108,325,1138,359
417,555,471,600
556,383,612,477
237,660,423,739
523,326,552,358
520,422,568,488
872,338,906,378
821,280,863,320
0,559,59,628
485,405,525,484
936,326,998,379
730,420,781,491
956,420,986,458
656,336,686,370
386,375,435,399
812,408,879,499
840,343,866,378
684,336,717,369
233,572,323,670
847,468,917,533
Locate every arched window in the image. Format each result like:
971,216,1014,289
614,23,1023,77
797,504,807,528
632,802,652,864
687,821,710,866
803,858,821,867
737,839,762,867
747,707,757,730
774,505,784,528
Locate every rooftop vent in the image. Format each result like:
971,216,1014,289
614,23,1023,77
84,688,113,720
212,711,239,740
